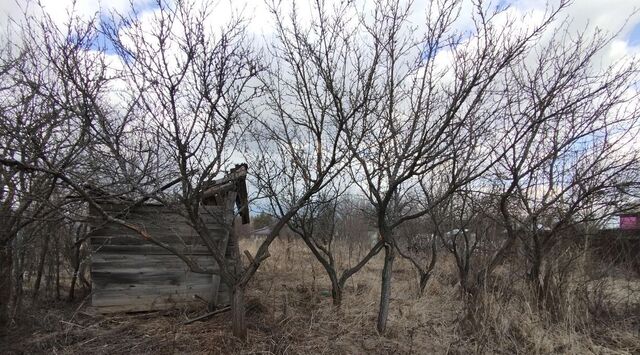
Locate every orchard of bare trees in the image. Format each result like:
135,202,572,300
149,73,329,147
1,0,639,352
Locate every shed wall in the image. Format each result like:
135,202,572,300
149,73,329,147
89,204,231,313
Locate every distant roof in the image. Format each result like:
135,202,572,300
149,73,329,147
251,226,272,236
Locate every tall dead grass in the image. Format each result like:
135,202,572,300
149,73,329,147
2,237,638,354
239,238,640,354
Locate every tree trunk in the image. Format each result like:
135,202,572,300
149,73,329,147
458,263,471,295
79,262,91,290
330,273,343,307
32,234,50,301
528,252,542,285
10,240,25,322
418,272,431,296
68,242,81,301
55,239,60,300
528,249,544,305
231,286,247,341
0,242,12,328
376,243,395,333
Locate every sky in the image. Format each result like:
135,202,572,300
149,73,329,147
1,0,639,216
1,0,640,40
1,0,639,64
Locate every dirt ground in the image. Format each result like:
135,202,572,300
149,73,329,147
2,239,639,354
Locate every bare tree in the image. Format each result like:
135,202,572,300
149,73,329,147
344,0,567,332
246,0,383,311
287,186,384,306
394,215,438,296
99,0,265,340
424,189,502,296
1,0,261,339
0,7,104,324
480,25,640,309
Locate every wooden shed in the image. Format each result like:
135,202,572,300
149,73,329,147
89,165,249,313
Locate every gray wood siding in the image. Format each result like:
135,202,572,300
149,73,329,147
89,204,233,313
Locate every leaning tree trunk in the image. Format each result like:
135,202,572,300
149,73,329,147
0,242,12,327
376,243,395,333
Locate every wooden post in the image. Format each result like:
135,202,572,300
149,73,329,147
231,285,247,340
207,190,237,310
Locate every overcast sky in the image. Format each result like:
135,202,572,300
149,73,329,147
2,0,640,51
0,0,638,73
1,0,638,213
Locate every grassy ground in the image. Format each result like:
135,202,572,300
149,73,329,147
1,238,639,354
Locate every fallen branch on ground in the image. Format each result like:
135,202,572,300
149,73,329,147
183,306,231,325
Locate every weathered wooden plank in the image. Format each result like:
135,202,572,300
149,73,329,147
93,280,215,291
90,236,200,247
200,215,228,224
90,244,230,256
92,259,219,277
92,285,214,307
91,223,198,237
91,265,219,278
92,258,219,275
90,224,228,236
90,244,214,255
92,270,211,286
91,252,218,265
92,278,215,293
91,203,224,215
217,282,231,306
89,205,224,227
103,204,223,215
91,301,200,314
90,230,227,244
92,282,214,296
90,236,199,248
91,295,209,308
93,285,212,294
91,254,233,274
92,266,218,277
90,219,226,234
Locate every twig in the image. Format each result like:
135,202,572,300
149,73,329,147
193,294,210,306
79,337,97,346
183,306,231,325
60,320,85,329
69,291,93,323
244,250,255,264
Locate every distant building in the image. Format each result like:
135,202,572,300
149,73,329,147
367,229,380,247
249,224,294,240
251,226,272,238
619,213,640,230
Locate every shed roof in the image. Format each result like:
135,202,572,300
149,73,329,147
202,164,250,224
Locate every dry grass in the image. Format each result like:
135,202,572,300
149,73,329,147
1,238,639,354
